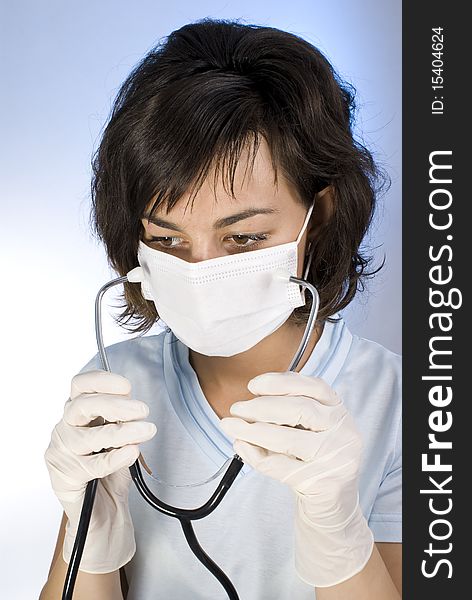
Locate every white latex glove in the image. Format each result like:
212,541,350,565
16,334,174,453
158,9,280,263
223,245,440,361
219,371,374,588
44,370,157,573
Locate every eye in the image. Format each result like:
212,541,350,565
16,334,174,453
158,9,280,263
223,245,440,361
227,233,269,249
145,236,183,248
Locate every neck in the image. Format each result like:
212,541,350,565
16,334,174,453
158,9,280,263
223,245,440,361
188,318,324,418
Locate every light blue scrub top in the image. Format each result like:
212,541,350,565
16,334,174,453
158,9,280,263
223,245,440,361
79,315,402,599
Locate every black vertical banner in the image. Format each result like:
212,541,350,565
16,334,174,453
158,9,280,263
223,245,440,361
403,3,467,598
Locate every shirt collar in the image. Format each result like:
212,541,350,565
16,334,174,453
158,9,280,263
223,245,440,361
162,315,353,473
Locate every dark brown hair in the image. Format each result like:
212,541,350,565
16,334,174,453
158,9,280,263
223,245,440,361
90,17,389,333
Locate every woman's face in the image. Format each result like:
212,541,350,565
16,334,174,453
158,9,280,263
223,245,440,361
140,138,312,278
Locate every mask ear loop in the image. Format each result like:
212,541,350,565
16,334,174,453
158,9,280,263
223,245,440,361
303,241,314,281
300,199,316,281
295,202,315,245
301,183,331,279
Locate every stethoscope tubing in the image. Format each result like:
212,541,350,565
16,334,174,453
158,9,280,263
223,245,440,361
62,273,319,600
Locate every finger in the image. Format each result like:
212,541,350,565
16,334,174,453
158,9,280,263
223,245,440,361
247,372,340,406
63,420,157,455
64,394,150,426
229,395,346,431
83,444,141,479
70,370,132,400
220,417,329,462
233,439,300,481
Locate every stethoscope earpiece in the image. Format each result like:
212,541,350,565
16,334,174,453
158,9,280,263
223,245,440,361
126,266,145,283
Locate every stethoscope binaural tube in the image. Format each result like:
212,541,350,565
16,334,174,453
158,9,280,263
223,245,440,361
62,272,320,600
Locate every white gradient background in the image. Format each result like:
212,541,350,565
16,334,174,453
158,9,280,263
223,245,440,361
0,1,401,597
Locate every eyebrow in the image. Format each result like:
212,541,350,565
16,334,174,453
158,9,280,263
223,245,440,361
142,207,280,232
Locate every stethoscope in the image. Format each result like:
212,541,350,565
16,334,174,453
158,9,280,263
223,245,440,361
62,269,320,600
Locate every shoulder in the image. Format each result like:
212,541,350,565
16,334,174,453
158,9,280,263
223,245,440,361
341,328,401,389
78,329,168,374
334,326,402,491
334,324,402,421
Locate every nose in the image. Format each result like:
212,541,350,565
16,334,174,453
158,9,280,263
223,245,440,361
185,240,224,263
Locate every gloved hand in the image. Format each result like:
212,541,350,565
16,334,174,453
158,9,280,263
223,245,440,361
219,371,374,588
44,370,157,574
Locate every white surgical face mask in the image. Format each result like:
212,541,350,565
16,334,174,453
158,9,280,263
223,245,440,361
127,202,315,356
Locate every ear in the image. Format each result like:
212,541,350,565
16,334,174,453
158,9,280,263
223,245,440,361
307,185,335,241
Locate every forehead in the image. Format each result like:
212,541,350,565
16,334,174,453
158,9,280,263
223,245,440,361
144,137,302,219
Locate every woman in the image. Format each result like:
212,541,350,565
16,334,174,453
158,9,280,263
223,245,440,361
40,18,401,600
